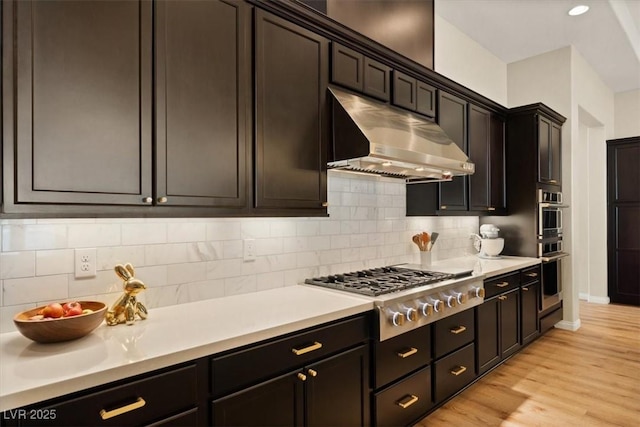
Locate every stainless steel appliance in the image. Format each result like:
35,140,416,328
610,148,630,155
327,87,475,182
305,266,484,341
537,189,567,238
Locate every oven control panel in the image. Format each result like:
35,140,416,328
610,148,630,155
375,278,484,341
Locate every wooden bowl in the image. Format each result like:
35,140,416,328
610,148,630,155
13,301,107,343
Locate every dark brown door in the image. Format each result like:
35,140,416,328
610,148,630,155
489,114,506,211
331,42,364,92
469,104,490,211
521,282,540,345
438,92,468,211
211,371,304,426
306,345,369,427
538,115,561,186
392,71,417,111
475,297,500,375
10,0,152,205
254,9,328,210
607,137,640,306
500,288,521,358
155,0,250,208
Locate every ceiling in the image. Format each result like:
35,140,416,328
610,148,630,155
435,0,640,93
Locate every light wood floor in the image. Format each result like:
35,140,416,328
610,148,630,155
415,301,640,427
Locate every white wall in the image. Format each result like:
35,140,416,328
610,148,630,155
434,14,508,107
0,172,479,333
614,89,640,138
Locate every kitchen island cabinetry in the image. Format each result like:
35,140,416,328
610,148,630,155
521,265,541,345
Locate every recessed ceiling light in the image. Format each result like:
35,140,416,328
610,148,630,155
568,5,589,16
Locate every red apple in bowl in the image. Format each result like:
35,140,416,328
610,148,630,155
41,302,64,318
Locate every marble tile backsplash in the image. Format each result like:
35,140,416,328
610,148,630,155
0,172,479,332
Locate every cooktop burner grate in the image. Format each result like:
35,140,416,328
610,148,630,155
305,266,454,296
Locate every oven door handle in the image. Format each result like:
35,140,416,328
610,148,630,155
540,252,570,263
539,203,570,209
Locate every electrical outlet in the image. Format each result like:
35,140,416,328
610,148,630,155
75,248,97,278
243,239,256,262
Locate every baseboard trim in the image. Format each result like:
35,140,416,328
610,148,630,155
588,295,610,304
555,319,581,331
579,292,589,300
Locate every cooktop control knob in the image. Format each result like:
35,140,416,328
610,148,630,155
417,301,433,317
426,297,443,313
400,305,418,322
469,286,485,299
384,308,406,327
451,290,468,305
444,294,457,308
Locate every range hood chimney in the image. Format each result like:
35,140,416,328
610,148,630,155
328,87,474,182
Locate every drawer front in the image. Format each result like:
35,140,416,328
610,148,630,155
375,325,431,388
374,366,432,427
434,309,475,359
434,343,476,403
484,272,520,299
521,265,541,285
211,315,369,397
147,408,199,427
21,365,198,426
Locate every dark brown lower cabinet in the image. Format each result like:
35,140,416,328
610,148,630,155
374,366,432,427
476,288,521,375
433,343,476,403
211,345,369,427
521,282,540,345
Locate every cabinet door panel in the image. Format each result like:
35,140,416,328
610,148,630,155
212,371,303,427
416,82,436,117
438,92,468,211
500,288,521,357
307,345,369,427
476,298,500,374
538,116,551,183
392,71,417,110
521,282,540,345
155,0,249,207
255,10,328,209
13,0,152,204
469,104,490,210
363,57,391,101
550,123,562,185
331,43,364,92
489,114,506,210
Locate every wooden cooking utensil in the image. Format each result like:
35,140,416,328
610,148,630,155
412,234,423,250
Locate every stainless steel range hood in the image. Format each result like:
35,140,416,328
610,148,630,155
328,87,474,182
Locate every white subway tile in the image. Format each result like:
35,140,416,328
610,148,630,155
320,220,341,235
255,238,283,256
341,220,360,234
133,265,169,287
1,303,37,333
144,284,180,308
341,192,359,206
122,223,167,245
145,243,189,265
68,224,121,248
265,254,297,271
283,237,308,253
2,224,67,251
284,268,319,286
270,221,298,237
97,246,146,270
296,221,319,236
359,220,377,233
36,249,74,276
207,259,243,279
241,257,272,276
256,271,285,291
68,270,122,299
308,236,331,251
177,279,225,303
241,220,271,239
206,221,241,241
4,275,68,305
330,235,350,249
341,248,360,263
167,262,207,285
223,240,243,259
319,249,341,265
350,234,369,248
224,275,257,296
188,241,222,261
296,251,319,268
1,252,35,279
167,223,206,242
350,207,374,220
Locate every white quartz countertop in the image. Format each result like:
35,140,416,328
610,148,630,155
0,255,539,412
0,286,372,412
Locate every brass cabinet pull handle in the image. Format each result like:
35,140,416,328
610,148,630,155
307,369,318,377
292,341,322,356
522,287,529,291
321,202,329,207
499,295,508,301
297,372,307,381
488,207,496,211
549,179,558,183
496,281,509,287
397,347,418,358
396,394,419,409
441,205,448,209
100,397,146,420
450,325,466,334
450,366,467,376
525,272,538,278
142,197,153,204
157,196,168,203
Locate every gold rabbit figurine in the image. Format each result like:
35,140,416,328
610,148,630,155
105,263,148,326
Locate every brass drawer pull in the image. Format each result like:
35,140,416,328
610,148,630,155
496,281,509,288
396,394,419,409
292,341,322,356
499,295,508,301
522,286,529,291
100,397,146,420
525,272,538,278
450,325,466,334
450,366,467,376
397,347,418,358
297,372,307,381
307,369,318,377
488,207,496,211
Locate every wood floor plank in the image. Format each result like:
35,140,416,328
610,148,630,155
415,301,640,426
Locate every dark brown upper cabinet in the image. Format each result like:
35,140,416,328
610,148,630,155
331,43,390,102
155,0,251,208
392,71,436,118
468,104,505,213
437,91,468,211
3,0,153,208
254,9,329,211
538,115,562,187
